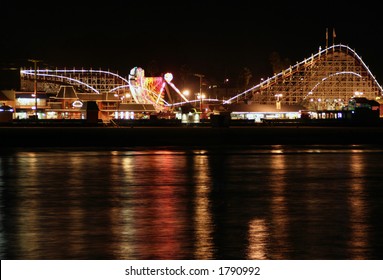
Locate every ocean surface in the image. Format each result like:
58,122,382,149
1,144,383,260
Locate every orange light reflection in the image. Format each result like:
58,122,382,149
193,152,213,259
348,152,368,259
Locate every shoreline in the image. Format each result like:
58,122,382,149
2,126,383,148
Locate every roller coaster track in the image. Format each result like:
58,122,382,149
19,68,173,111
20,68,131,94
225,44,383,110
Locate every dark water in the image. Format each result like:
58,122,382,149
1,144,383,260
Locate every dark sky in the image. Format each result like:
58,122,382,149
1,1,382,87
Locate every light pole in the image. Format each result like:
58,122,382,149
275,93,282,110
28,59,41,119
193,73,204,113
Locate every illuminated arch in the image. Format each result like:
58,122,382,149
305,71,363,99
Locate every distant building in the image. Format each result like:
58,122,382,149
309,97,380,122
0,86,158,122
227,102,305,123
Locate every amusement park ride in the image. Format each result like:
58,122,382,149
19,65,216,116
17,43,383,122
127,67,190,110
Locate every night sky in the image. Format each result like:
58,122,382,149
1,1,382,88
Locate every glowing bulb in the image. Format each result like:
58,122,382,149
164,73,173,83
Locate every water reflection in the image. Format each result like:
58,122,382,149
267,151,289,259
348,152,368,259
117,151,193,259
247,219,267,259
1,146,383,260
193,153,214,259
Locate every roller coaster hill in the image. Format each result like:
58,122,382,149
1,43,383,125
224,44,383,124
